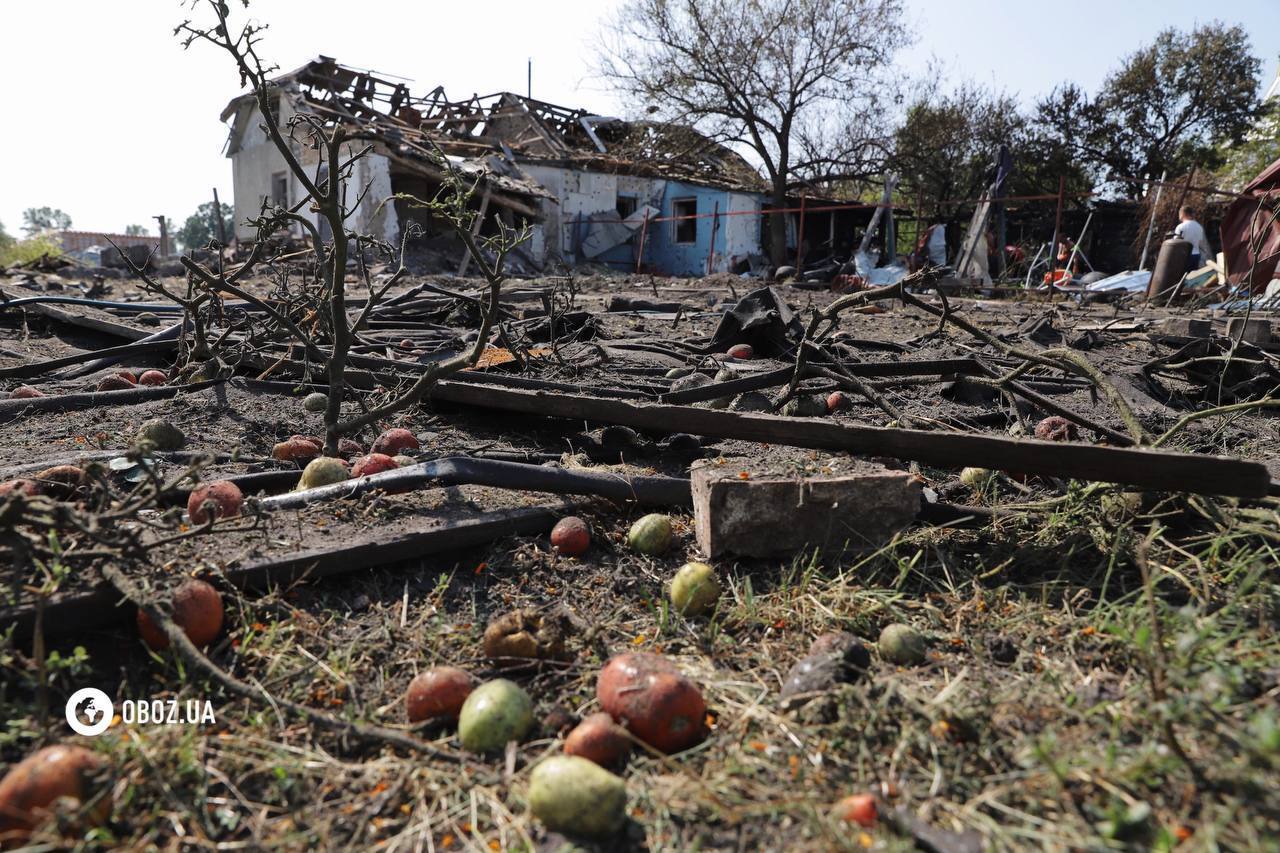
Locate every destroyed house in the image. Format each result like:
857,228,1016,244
221,57,770,275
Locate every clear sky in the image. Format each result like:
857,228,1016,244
1,1,1276,237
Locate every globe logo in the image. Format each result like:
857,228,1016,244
65,688,114,737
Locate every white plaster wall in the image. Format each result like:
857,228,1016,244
348,152,398,244
522,165,566,266
723,192,763,260
519,164,672,267
229,101,399,245
229,98,299,241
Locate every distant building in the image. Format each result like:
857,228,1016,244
57,230,163,265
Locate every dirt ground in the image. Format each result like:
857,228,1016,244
2,266,1279,851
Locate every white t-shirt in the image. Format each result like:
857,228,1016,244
1175,219,1213,260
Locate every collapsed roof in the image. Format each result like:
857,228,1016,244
221,56,769,211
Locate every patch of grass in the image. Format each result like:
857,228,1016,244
3,482,1279,849
0,235,62,268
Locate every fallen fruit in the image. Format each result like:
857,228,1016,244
528,755,626,838
709,368,736,408
296,456,349,490
136,579,224,650
0,744,109,840
831,793,877,827
670,372,712,393
550,516,590,556
959,466,994,489
826,391,852,413
878,623,926,665
783,394,827,417
337,438,364,460
808,631,870,669
399,338,415,349
405,666,474,723
96,375,134,392
135,418,185,451
271,437,322,464
9,385,44,399
302,392,328,412
138,370,168,386
726,343,754,359
457,679,534,753
32,465,85,501
781,636,871,699
597,653,706,753
626,513,672,555
670,561,721,616
187,480,243,524
564,712,631,767
597,653,678,713
1034,415,1079,442
0,479,39,497
483,608,569,662
351,453,398,478
618,671,707,754
371,427,420,456
113,370,138,384
729,392,772,412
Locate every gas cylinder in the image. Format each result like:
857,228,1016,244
1147,236,1191,298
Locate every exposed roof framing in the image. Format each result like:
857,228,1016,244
222,57,768,194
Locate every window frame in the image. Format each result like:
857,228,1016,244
270,171,289,207
671,197,698,244
616,194,638,220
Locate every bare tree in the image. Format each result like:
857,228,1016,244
598,0,911,265
164,0,525,457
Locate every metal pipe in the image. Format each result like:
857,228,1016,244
1138,170,1167,271
258,456,692,512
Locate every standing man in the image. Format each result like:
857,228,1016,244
1175,205,1214,272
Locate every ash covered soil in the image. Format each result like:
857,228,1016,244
1,267,1278,850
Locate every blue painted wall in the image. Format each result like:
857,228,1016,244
588,179,766,276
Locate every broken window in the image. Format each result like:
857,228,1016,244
672,197,697,244
616,194,637,220
271,172,288,207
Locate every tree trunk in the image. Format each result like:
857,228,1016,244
768,180,788,267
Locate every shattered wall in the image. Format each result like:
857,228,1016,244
519,164,763,274
228,100,398,245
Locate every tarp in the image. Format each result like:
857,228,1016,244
1083,270,1151,294
709,286,805,357
1220,155,1280,291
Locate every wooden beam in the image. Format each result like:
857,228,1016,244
6,499,575,640
428,380,1271,497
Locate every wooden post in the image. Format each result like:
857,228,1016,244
211,188,229,247
914,188,925,265
795,194,807,270
706,200,721,275
153,215,169,257
1048,175,1065,301
1137,170,1167,271
634,209,650,273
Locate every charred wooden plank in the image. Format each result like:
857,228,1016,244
5,499,575,639
428,380,1271,497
